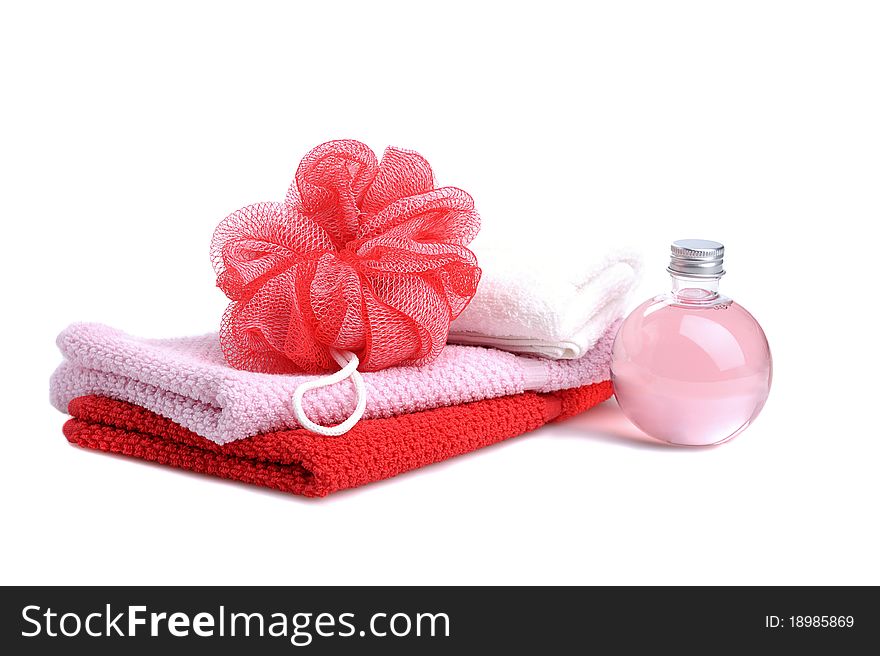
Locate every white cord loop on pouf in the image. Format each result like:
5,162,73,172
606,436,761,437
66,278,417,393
291,349,366,437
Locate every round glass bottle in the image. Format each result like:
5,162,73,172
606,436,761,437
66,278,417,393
611,240,772,446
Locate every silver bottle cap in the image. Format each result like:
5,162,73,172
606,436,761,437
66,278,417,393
668,239,725,277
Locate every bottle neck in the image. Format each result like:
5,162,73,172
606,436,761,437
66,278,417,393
670,273,721,302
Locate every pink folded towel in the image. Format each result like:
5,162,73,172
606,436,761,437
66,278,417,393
50,322,616,444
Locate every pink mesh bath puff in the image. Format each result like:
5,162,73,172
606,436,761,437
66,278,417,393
211,139,481,374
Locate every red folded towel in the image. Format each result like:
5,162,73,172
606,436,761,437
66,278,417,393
63,382,612,497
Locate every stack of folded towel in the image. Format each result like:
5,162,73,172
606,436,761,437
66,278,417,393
51,247,640,496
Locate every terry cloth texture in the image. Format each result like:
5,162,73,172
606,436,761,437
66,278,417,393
63,382,612,497
51,322,617,444
448,245,641,360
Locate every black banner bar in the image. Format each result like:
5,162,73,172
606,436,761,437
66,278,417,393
1,586,875,653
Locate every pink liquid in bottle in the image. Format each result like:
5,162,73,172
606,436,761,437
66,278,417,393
611,240,772,446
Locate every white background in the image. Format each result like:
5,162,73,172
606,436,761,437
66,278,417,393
1,1,878,585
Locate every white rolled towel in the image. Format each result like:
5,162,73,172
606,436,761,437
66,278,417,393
448,242,642,359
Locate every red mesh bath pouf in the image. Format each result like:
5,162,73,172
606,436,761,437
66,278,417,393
210,140,482,435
